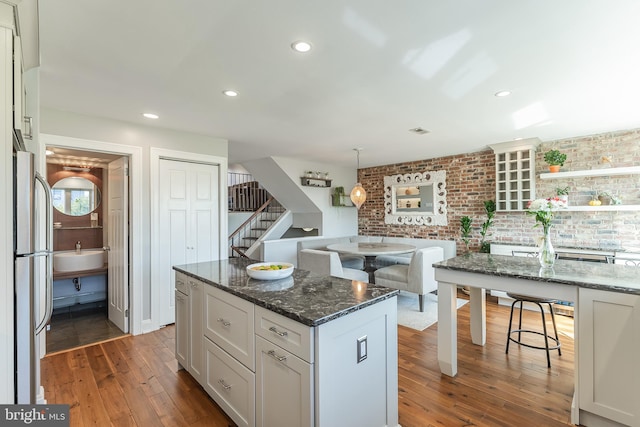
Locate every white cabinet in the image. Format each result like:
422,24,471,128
578,288,640,427
204,285,255,427
174,273,204,384
255,307,314,427
489,139,540,211
174,274,189,370
176,272,399,427
255,335,313,427
204,285,255,370
204,337,255,427
187,277,204,383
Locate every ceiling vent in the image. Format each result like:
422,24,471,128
409,127,430,135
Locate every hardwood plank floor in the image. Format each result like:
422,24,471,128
41,292,578,427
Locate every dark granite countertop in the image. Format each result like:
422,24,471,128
173,258,399,327
491,241,640,254
433,253,640,295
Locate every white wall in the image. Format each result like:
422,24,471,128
229,212,253,233
243,156,358,237
272,156,358,237
40,108,228,323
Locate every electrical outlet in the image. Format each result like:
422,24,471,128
357,336,367,363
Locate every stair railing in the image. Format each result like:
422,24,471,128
229,197,284,258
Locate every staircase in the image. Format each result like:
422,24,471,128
229,197,285,258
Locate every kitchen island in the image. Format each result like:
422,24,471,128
434,253,640,427
173,258,399,427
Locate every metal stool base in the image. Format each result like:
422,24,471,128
505,297,562,368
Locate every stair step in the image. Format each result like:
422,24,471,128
244,237,258,241
251,227,267,231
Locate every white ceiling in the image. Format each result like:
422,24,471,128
38,0,640,168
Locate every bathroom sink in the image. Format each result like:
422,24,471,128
53,250,105,272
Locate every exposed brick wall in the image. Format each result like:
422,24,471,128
358,128,640,254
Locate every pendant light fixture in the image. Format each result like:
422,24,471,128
350,148,367,209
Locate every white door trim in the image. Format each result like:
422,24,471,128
41,133,144,335
150,147,227,331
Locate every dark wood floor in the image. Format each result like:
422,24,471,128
47,305,128,354
41,292,577,427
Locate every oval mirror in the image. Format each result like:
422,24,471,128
52,177,101,216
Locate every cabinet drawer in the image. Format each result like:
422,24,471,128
204,338,255,427
255,335,313,427
175,272,189,295
204,286,255,370
255,306,314,363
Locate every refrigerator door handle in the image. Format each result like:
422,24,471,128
34,172,53,334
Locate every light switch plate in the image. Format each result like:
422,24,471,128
357,335,367,363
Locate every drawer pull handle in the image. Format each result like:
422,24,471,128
269,326,288,337
217,318,231,327
267,350,287,362
218,379,232,390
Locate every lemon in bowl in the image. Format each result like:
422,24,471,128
246,262,294,281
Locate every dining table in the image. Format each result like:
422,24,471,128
326,241,416,283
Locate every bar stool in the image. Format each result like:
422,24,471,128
505,293,561,368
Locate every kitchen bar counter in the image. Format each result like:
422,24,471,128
174,257,398,326
434,253,640,427
434,252,640,295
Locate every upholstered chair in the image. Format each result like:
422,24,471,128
373,247,444,312
298,249,369,282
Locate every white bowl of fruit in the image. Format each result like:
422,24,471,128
246,262,294,281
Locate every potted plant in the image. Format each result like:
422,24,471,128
460,216,472,253
598,191,621,205
479,200,496,253
556,186,569,205
543,149,567,173
332,186,345,206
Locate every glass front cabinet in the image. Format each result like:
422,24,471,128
489,139,540,211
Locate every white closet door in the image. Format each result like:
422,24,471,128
158,159,219,326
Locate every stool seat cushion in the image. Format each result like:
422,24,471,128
507,293,557,304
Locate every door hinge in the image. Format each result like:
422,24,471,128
125,309,129,318
125,166,129,177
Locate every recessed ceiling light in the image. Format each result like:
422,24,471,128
223,90,238,97
45,149,54,156
409,127,430,135
291,40,312,53
494,90,511,97
142,113,159,119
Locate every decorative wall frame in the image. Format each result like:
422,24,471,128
384,171,447,225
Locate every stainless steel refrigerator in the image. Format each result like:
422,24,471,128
13,129,53,404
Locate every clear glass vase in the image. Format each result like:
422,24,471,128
538,226,556,268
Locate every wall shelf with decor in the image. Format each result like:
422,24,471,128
540,166,640,180
331,195,354,207
300,177,332,187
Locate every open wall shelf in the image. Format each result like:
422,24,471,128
540,166,640,180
